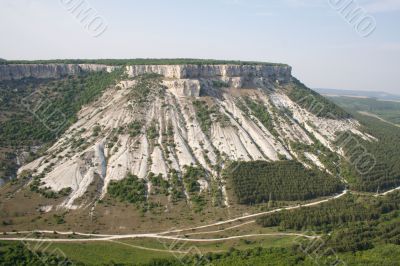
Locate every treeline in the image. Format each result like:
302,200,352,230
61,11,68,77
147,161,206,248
141,247,314,266
225,161,344,205
257,192,400,231
0,58,286,66
286,78,351,119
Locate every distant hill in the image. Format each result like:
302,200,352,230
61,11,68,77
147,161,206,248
315,88,400,101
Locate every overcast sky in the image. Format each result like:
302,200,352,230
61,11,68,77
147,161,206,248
1,0,399,94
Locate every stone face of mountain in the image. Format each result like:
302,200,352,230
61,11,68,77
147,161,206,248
0,64,117,81
16,64,373,210
126,64,292,80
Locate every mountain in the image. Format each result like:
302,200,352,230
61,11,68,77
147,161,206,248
1,60,400,234
1,60,400,265
315,88,400,101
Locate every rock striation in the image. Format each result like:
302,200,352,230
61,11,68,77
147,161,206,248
126,64,292,81
0,64,117,81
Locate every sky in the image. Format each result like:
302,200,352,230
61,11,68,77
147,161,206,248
0,0,399,94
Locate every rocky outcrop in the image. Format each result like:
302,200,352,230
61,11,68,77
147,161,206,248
126,64,292,82
162,79,201,97
0,64,117,81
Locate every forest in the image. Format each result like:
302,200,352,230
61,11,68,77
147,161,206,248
337,113,400,192
257,192,400,230
224,161,344,205
257,191,400,254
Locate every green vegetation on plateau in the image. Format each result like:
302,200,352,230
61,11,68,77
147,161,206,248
0,58,288,66
225,161,344,204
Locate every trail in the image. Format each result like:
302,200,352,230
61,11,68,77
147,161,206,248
2,187,399,244
0,233,318,243
358,111,400,128
182,221,256,236
159,189,348,235
0,190,347,242
375,185,400,196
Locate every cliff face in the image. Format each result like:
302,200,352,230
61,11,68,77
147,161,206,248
0,63,292,86
126,64,292,81
127,64,292,97
0,64,117,81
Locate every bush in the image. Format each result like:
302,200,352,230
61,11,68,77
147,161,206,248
108,173,147,204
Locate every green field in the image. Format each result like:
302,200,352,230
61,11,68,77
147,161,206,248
0,235,299,265
2,239,400,265
328,96,400,125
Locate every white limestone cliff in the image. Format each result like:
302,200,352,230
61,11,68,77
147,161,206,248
0,64,118,81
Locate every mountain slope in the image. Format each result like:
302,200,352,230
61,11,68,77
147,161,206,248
0,62,399,233
12,64,369,209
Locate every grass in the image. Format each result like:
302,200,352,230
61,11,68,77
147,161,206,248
32,240,174,265
11,233,301,265
0,231,300,264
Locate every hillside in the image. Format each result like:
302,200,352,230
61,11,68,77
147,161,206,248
1,62,399,214
1,61,400,265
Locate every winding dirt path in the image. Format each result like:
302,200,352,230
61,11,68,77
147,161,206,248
2,187,399,244
0,190,348,242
